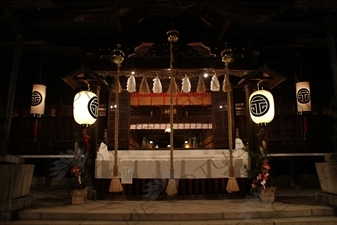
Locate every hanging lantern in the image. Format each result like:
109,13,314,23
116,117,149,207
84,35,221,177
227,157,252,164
249,89,275,126
296,81,311,114
30,84,46,117
73,90,99,127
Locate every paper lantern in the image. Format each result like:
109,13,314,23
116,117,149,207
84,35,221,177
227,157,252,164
73,90,99,127
249,89,275,126
296,81,311,114
30,84,46,117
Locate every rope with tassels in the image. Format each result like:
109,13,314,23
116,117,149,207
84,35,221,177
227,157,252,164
109,59,123,193
169,42,174,176
114,63,120,176
166,34,178,196
224,61,240,193
226,68,233,174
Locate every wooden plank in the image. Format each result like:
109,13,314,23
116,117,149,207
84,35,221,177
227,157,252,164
201,178,206,195
214,178,219,195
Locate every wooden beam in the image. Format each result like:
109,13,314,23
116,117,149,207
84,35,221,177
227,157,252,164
130,92,211,106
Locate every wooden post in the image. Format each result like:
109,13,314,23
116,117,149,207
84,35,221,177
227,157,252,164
244,84,257,154
1,35,23,157
87,85,100,189
327,34,337,94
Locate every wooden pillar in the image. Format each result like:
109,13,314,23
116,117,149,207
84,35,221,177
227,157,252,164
244,85,257,153
1,35,23,156
87,85,101,188
327,34,337,94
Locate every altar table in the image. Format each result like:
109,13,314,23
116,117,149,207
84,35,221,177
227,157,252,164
95,141,249,181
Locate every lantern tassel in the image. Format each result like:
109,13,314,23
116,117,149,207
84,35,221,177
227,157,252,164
196,75,206,93
126,75,136,93
33,118,38,142
166,178,178,196
152,76,162,93
226,167,240,193
303,115,307,141
181,75,191,93
109,165,123,193
139,76,151,94
211,75,220,91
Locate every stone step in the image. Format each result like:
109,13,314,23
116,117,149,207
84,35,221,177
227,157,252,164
17,199,336,222
8,217,337,225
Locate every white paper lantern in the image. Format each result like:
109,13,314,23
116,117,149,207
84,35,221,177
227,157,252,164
249,89,275,126
296,81,311,114
30,84,46,117
73,90,99,127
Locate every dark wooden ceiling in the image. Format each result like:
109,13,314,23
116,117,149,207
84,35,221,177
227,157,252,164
0,0,336,91
0,0,336,147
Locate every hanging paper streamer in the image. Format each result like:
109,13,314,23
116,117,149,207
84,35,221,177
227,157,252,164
196,75,206,93
303,115,307,140
222,74,232,93
181,74,191,93
139,76,151,94
126,75,136,93
152,76,162,93
167,78,180,95
210,75,220,91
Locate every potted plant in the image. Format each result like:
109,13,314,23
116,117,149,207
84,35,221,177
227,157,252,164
50,132,91,204
247,127,278,202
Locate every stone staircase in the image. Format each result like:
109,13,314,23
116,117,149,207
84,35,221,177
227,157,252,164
9,194,337,225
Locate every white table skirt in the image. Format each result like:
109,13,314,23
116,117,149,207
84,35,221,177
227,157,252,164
95,143,249,180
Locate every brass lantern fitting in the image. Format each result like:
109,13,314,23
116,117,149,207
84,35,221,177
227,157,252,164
221,45,235,64
166,30,179,43
111,45,125,65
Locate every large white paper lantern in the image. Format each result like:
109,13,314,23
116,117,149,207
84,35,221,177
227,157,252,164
30,84,46,117
249,89,275,126
73,90,99,127
296,81,311,114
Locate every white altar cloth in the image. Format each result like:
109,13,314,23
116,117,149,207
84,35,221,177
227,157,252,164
95,141,249,180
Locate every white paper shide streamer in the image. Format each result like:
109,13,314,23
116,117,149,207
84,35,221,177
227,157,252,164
126,75,136,93
211,75,220,91
152,76,162,93
181,75,191,93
